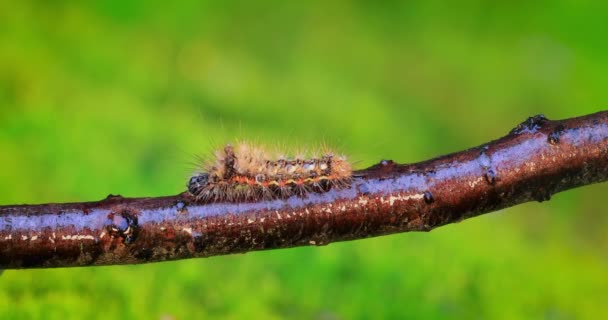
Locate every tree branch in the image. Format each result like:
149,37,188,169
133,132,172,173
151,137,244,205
2,111,608,269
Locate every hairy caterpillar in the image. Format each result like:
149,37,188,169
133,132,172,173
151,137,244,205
188,143,352,202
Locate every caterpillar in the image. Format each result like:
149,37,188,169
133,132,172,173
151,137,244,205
187,143,352,203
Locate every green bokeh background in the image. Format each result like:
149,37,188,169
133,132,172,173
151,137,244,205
1,1,608,319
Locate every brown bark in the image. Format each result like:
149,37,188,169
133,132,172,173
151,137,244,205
2,111,608,269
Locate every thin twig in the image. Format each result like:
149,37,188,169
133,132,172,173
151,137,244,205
2,111,608,269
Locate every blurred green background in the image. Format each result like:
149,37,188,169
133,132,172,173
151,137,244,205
1,1,607,319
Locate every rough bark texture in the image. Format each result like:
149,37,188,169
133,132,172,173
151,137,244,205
2,111,608,269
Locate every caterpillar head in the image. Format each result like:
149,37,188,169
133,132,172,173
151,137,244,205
188,173,210,196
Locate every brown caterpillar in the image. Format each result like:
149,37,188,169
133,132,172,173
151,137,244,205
188,143,352,202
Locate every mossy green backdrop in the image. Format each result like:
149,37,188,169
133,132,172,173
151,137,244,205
1,1,608,319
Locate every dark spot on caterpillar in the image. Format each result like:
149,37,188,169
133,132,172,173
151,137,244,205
222,144,237,179
255,174,266,183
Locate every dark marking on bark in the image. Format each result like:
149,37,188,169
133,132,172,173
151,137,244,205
484,169,498,185
548,124,566,145
106,208,139,245
423,191,434,204
510,114,548,134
